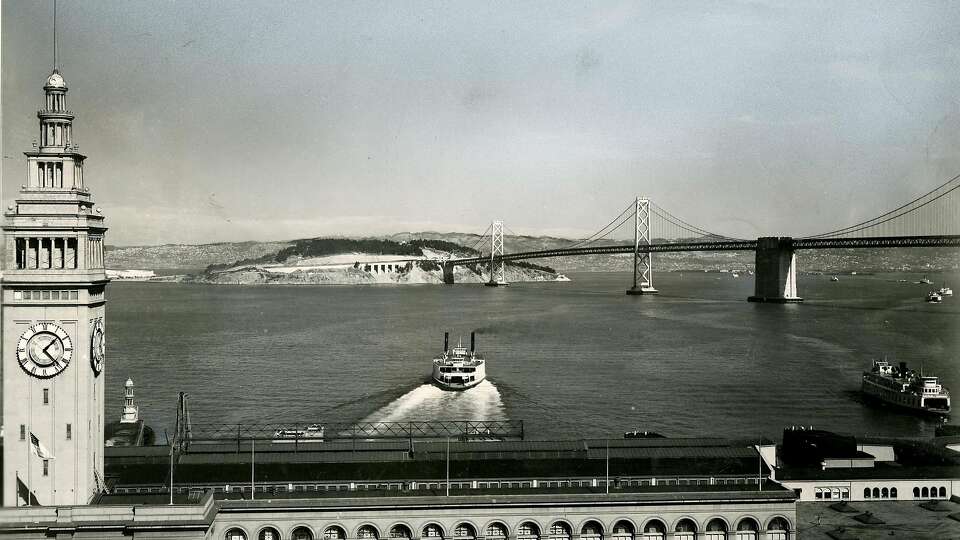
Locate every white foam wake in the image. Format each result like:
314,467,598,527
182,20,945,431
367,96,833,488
361,379,507,424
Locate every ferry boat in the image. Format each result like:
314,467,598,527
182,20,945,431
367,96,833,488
939,285,953,296
433,332,486,391
861,360,950,417
926,291,943,303
273,424,324,443
920,277,933,285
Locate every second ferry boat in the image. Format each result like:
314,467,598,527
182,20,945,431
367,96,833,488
433,332,486,391
861,360,951,417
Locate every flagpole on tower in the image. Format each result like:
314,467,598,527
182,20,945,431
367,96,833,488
53,0,58,71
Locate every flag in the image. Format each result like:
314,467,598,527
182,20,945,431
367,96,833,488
16,473,38,506
30,432,54,460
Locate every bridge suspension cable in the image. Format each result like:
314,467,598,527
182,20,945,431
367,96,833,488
467,223,493,255
648,202,744,241
801,172,960,239
565,201,636,249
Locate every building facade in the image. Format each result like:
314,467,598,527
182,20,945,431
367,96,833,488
2,70,109,506
0,489,797,540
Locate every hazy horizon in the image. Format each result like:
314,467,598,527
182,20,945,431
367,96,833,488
4,1,960,245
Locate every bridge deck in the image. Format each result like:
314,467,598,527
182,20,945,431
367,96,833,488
451,235,960,266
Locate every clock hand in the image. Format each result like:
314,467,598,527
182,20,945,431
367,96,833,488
42,340,58,360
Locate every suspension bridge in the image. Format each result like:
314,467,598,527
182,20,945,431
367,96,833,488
443,173,960,302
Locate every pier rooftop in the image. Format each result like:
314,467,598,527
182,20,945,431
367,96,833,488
104,436,775,491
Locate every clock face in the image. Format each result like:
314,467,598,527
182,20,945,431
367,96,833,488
90,319,105,375
17,323,73,378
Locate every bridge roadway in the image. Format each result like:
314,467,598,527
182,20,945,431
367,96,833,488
450,235,960,266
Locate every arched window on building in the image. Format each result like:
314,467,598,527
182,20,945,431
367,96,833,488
612,521,634,540
674,519,698,540
939,487,947,498
890,487,898,498
322,526,344,540
225,529,247,540
734,518,758,540
922,487,929,498
454,524,476,540
357,526,379,540
422,525,444,539
517,522,541,540
581,520,603,540
389,525,412,540
872,487,880,499
258,527,281,540
704,518,728,540
548,522,571,540
486,523,508,540
766,517,790,540
881,487,889,498
914,487,921,498
641,519,666,540
293,527,315,540
864,487,871,498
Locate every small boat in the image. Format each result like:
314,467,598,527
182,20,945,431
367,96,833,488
554,274,571,282
433,332,486,391
273,424,325,443
830,276,839,282
920,277,933,285
926,291,943,303
861,360,950,417
939,285,953,296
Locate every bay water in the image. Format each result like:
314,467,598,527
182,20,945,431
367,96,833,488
105,271,959,441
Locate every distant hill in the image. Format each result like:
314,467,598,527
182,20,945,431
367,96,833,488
105,241,293,271
105,233,959,274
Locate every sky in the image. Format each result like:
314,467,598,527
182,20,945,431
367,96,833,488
3,1,960,246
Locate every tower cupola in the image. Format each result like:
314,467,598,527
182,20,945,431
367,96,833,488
36,69,77,157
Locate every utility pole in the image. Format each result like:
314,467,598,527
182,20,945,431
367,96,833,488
251,438,256,500
445,437,450,497
168,441,174,505
605,439,610,495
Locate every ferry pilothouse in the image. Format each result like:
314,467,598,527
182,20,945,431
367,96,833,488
433,332,486,391
861,360,951,417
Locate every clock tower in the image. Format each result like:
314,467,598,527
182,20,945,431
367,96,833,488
2,69,108,506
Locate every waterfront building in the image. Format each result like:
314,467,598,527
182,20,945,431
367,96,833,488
1,68,108,506
768,428,960,503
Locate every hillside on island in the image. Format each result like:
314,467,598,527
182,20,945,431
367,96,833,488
197,237,557,285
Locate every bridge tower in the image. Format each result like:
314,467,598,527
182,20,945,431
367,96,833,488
485,220,508,286
626,197,658,295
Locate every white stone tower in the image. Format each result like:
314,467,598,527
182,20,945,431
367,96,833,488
120,378,139,424
2,69,108,506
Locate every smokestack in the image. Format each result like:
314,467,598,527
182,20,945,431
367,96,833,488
470,332,476,353
444,332,449,352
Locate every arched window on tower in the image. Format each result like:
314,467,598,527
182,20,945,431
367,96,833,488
225,529,247,540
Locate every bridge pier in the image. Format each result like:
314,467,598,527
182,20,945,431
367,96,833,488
442,263,455,285
748,237,802,303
